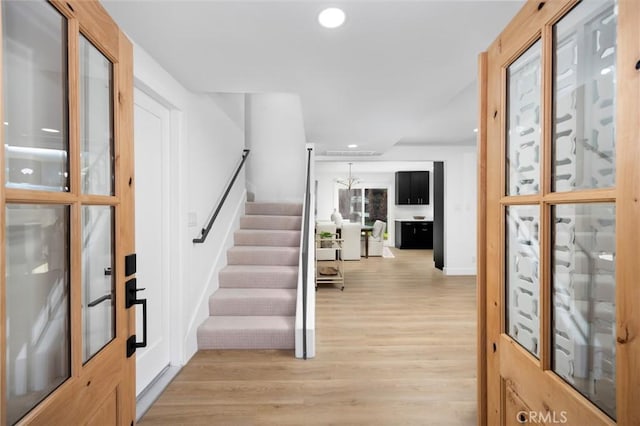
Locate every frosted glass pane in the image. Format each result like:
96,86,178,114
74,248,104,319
82,206,115,362
552,203,616,419
80,36,114,195
339,188,363,224
2,1,69,191
364,188,388,227
5,205,70,425
506,205,540,357
506,40,541,196
553,0,617,192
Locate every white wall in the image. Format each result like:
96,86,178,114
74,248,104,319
384,145,477,276
316,144,477,276
315,161,434,246
245,93,306,202
133,43,245,364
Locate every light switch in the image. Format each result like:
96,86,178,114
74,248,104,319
188,212,197,227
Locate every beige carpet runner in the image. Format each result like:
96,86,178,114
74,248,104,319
196,202,302,349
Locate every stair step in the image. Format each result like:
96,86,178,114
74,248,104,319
196,201,303,352
245,202,302,216
220,265,298,289
197,316,295,349
227,246,299,266
209,288,296,316
234,229,300,247
240,215,301,231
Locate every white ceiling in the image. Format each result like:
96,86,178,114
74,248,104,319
103,0,524,154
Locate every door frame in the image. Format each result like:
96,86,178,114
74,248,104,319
477,0,640,424
0,1,136,424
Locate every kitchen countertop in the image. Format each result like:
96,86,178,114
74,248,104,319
395,218,433,222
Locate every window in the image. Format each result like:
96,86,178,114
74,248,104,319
338,187,387,226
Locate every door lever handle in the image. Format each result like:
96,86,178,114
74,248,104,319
88,294,112,307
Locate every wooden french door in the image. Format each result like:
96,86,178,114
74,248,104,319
479,0,639,425
0,1,135,425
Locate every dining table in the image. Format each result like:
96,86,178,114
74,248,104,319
336,224,374,258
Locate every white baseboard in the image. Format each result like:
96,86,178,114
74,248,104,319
443,267,476,276
136,365,181,421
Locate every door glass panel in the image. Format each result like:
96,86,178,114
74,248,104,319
506,40,541,196
5,204,70,425
82,205,115,362
339,188,388,226
2,1,69,192
338,188,362,223
80,35,114,195
552,0,617,192
506,205,540,357
552,203,616,419
364,188,388,226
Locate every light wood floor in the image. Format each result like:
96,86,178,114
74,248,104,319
140,249,477,425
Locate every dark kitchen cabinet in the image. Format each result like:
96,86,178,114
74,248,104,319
395,172,412,205
395,221,433,249
395,171,429,205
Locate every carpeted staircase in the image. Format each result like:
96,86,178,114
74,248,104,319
197,202,302,350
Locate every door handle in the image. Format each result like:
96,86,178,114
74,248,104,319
88,294,112,307
125,278,147,357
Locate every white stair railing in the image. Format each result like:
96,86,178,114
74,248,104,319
295,145,315,359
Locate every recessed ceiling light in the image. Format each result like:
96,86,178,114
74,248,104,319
318,8,346,29
3,122,8,126
601,67,612,75
348,144,358,148
473,128,478,133
41,128,60,133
